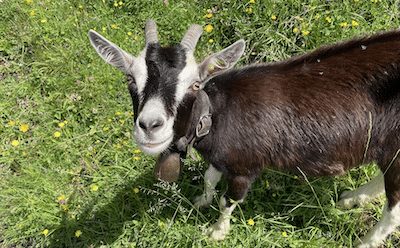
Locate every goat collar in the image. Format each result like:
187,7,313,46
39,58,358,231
175,89,212,156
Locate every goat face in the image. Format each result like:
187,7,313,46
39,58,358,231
88,20,245,155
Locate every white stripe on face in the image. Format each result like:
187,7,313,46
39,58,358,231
175,53,199,103
131,50,148,97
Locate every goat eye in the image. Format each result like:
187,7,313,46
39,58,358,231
191,81,201,91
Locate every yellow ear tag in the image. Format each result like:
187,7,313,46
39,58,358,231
207,64,215,72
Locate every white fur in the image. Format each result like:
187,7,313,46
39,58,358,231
358,203,400,248
207,197,241,241
337,173,385,209
134,97,174,154
194,164,222,208
130,50,148,96
175,53,200,103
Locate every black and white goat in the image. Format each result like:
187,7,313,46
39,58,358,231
88,20,400,247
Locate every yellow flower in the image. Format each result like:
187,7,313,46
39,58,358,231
42,229,49,236
25,0,33,4
325,16,332,23
53,131,61,138
102,27,106,32
208,39,214,43
11,140,19,147
113,1,118,7
133,187,140,194
115,111,122,116
103,126,110,132
111,24,118,29
29,10,35,16
245,7,253,14
40,19,47,23
119,1,123,5
8,120,16,127
205,13,213,18
58,122,65,128
204,24,213,33
301,30,310,36
78,4,83,9
90,184,99,192
57,194,66,202
249,0,256,3
271,15,277,21
19,124,29,133
340,22,348,28
293,27,299,33
351,20,359,27
127,31,132,36
282,231,288,237
133,156,140,161
133,149,141,154
371,0,379,3
247,218,255,226
75,230,82,238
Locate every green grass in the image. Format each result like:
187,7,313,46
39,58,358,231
1,0,400,247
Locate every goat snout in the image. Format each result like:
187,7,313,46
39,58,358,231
138,117,165,134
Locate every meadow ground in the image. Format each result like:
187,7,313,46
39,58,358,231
1,0,400,247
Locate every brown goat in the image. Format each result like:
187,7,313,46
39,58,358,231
89,21,400,247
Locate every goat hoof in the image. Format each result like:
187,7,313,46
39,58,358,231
194,195,211,208
337,190,359,209
207,223,228,241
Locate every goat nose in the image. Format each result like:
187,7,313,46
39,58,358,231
138,118,164,133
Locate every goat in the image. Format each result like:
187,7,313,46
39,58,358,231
88,20,400,247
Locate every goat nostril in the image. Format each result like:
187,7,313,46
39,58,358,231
138,120,147,130
151,119,164,130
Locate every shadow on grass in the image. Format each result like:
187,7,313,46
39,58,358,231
47,166,208,248
47,164,363,248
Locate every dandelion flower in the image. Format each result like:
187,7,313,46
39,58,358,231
282,231,288,237
205,13,213,18
8,120,16,127
54,131,61,138
247,218,255,226
127,31,132,36
113,1,118,7
42,229,49,236
25,0,33,4
245,7,253,14
11,140,20,147
249,0,256,3
29,10,35,16
293,27,299,33
204,24,213,33
57,194,66,204
133,149,141,154
208,39,214,43
119,1,123,5
340,22,348,28
111,24,118,29
351,20,359,27
75,230,82,238
133,156,140,161
115,111,122,116
133,187,140,194
301,30,310,36
371,0,378,3
90,184,99,192
78,4,83,9
271,15,277,21
40,19,47,23
19,124,29,133
325,16,332,23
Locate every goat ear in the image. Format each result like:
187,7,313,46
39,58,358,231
88,30,135,73
199,39,245,80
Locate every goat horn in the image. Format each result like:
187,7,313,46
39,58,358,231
181,24,203,52
145,19,158,44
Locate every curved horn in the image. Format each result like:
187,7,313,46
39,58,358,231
145,19,158,44
181,24,203,52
